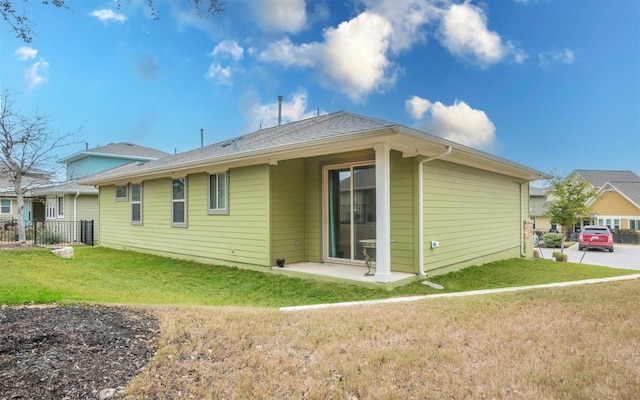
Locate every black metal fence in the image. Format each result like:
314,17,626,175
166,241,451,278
0,218,94,246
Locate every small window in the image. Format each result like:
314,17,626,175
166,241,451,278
172,178,187,226
115,185,128,201
57,196,65,218
208,172,228,214
613,219,620,230
0,199,10,214
630,219,640,231
131,183,142,225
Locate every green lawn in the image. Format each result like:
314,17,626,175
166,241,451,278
1,246,636,307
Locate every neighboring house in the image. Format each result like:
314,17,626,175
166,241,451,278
34,143,170,243
0,172,53,226
572,170,640,231
81,111,548,283
528,185,555,233
60,142,171,180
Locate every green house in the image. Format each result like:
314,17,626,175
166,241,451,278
81,112,548,283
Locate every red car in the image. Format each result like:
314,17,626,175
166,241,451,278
578,225,614,252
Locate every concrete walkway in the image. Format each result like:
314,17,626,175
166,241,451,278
280,273,640,312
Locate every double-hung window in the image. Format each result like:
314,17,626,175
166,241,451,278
172,178,187,226
131,183,142,225
208,172,228,214
0,199,10,214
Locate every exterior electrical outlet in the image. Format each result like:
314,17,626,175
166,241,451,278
431,241,440,249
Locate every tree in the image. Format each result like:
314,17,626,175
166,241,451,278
2,0,225,43
0,91,78,244
546,172,595,252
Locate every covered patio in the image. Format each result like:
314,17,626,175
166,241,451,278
270,261,418,287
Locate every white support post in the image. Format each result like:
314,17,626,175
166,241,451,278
374,142,392,283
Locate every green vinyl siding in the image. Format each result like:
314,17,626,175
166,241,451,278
389,151,416,273
424,160,522,273
99,165,271,267
423,160,523,274
304,158,322,262
270,159,306,265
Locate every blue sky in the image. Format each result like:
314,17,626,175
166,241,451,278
1,0,639,178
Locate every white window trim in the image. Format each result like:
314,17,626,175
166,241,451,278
207,171,229,215
131,183,143,225
171,177,188,227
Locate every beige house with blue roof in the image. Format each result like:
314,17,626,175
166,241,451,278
81,111,548,283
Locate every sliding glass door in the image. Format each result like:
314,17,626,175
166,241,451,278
326,163,376,262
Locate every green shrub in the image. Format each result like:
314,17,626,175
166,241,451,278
552,251,567,262
37,229,64,245
613,229,640,244
542,233,563,248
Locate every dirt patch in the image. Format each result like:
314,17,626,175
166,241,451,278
0,305,159,399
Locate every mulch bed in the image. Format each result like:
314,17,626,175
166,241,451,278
0,305,160,400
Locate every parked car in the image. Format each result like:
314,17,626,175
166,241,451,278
578,225,614,252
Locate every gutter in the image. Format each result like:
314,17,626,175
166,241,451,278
520,183,526,257
417,146,452,279
73,190,80,242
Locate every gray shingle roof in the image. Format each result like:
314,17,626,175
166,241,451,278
574,170,640,188
80,111,547,184
32,180,98,196
81,112,396,183
59,142,170,163
574,170,640,208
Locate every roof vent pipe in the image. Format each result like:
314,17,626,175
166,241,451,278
200,128,204,148
277,95,283,126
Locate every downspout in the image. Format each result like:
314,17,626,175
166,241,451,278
520,182,526,257
73,190,80,242
418,146,452,279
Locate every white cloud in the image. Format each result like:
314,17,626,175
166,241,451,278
251,0,307,34
14,46,37,60
438,1,526,68
243,90,324,130
259,12,396,102
407,96,497,150
539,49,576,68
360,0,441,53
211,40,244,61
25,59,50,89
405,95,432,119
205,63,232,85
256,0,526,102
258,37,318,67
89,9,127,23
319,12,396,102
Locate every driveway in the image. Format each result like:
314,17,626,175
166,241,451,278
537,243,640,271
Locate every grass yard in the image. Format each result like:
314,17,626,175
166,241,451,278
127,280,640,399
0,246,637,307
2,246,639,398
